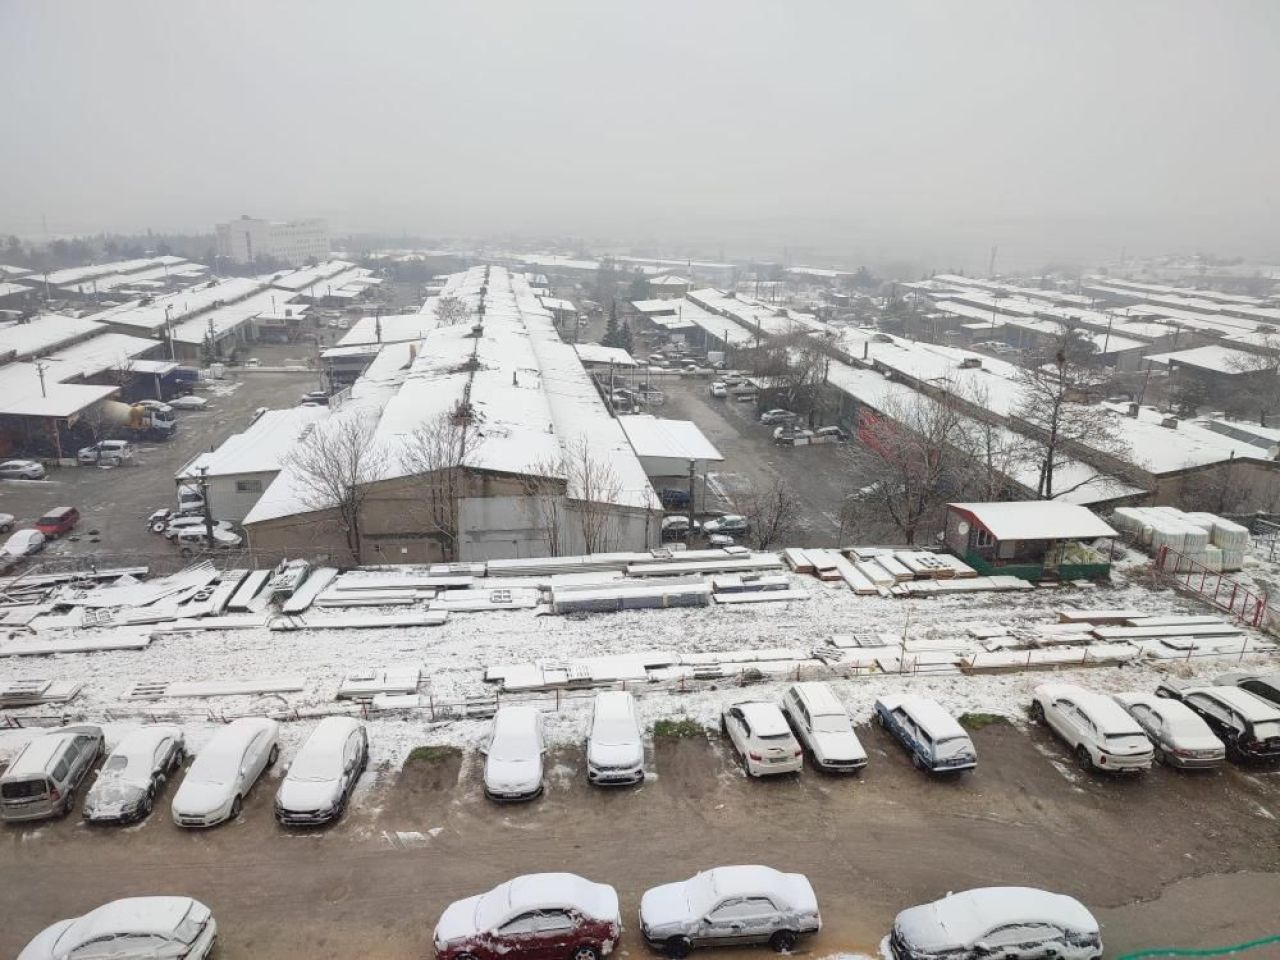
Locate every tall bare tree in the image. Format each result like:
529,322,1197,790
521,454,567,557
1012,336,1130,500
285,414,387,564
435,295,472,328
399,403,483,562
563,437,624,554
729,477,803,550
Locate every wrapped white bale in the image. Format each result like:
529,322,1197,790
1210,518,1250,549
1139,522,1154,546
1203,544,1223,573
1220,547,1246,572
1111,507,1142,534
1179,522,1210,553
1182,512,1218,532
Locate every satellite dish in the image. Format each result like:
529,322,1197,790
957,521,970,536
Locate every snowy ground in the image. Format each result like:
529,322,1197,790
3,548,1275,772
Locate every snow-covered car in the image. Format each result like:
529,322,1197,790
17,896,218,960
0,725,103,822
1111,692,1225,769
874,695,977,773
77,439,134,465
709,381,728,398
434,873,621,960
1213,670,1280,709
483,705,545,801
703,515,748,536
759,409,796,425
782,682,867,772
299,390,330,405
1031,683,1153,773
639,865,821,958
722,701,803,777
83,726,186,824
888,887,1101,960
586,691,644,786
161,516,235,540
174,526,243,555
0,512,14,532
171,717,279,827
275,716,368,826
707,533,735,547
2,528,46,560
1156,681,1280,762
773,428,814,446
661,515,700,540
0,459,47,480
167,394,209,410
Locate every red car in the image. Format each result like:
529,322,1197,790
34,506,79,538
434,873,621,960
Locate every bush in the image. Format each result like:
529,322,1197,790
404,745,462,766
653,717,706,739
959,712,1006,731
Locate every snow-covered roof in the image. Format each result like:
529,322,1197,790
337,312,439,348
43,256,185,288
618,415,723,463
0,264,32,279
1144,344,1265,376
574,343,636,367
949,502,1117,541
538,296,577,313
0,313,104,361
168,287,302,345
11,331,158,382
90,277,269,334
648,274,690,286
57,261,207,296
0,380,118,417
0,281,31,298
179,406,329,479
689,288,830,338
268,260,357,292
1102,402,1269,473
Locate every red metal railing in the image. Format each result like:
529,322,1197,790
1154,545,1268,628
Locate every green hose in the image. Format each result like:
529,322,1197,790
1117,934,1280,959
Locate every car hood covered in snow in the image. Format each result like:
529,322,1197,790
639,881,691,930
171,779,230,816
277,777,340,812
435,893,484,944
485,755,541,791
588,739,642,769
84,776,148,817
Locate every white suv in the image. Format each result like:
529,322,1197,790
781,682,867,772
1031,683,1153,773
722,701,802,777
586,691,644,786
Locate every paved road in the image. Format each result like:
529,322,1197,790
3,722,1279,958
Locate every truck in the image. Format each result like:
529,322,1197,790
102,399,177,441
164,366,200,398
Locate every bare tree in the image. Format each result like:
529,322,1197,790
1224,331,1280,423
520,454,567,557
765,336,830,424
399,403,483,562
1012,336,1130,500
563,437,624,554
729,477,803,550
285,414,388,564
435,295,472,328
951,384,1032,501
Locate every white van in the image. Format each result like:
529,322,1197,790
0,725,104,822
782,682,867,772
586,691,644,786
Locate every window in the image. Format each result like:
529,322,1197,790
1189,695,1232,725
235,478,263,493
974,528,995,548
535,911,576,933
498,913,540,936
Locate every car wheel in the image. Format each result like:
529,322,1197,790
230,795,243,820
769,930,798,953
150,521,167,533
664,937,692,959
1152,745,1166,765
1030,701,1045,723
141,789,154,816
1075,745,1094,771
268,744,280,767
571,945,600,960
912,752,926,771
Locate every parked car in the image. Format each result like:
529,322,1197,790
77,439,134,465
0,725,104,823
639,865,821,958
275,717,368,826
1156,681,1280,762
759,409,796,425
16,896,218,960
773,428,814,446
722,701,803,777
1214,670,1280,709
733,388,758,402
177,484,205,512
174,526,244,555
168,394,210,410
888,887,1101,960
483,705,545,801
781,682,867,772
434,873,621,960
874,694,977,773
34,506,79,538
812,425,848,443
661,515,700,540
709,381,728,398
703,515,748,536
707,533,735,547
1111,692,1225,769
659,488,692,510
171,717,279,827
2,528,46,561
0,512,14,532
0,459,47,480
1031,683,1154,773
83,725,186,824
586,691,644,786
161,516,234,540
300,390,330,405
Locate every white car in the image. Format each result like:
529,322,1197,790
2,528,45,560
703,515,748,536
172,717,280,827
640,865,821,957
160,516,234,539
759,409,796,425
781,682,867,772
709,381,728,398
0,512,13,532
483,705,544,801
722,701,803,776
77,439,134,465
168,394,209,410
0,459,46,480
1112,692,1225,769
174,526,244,554
889,887,1101,960
275,716,368,826
82,725,186,824
17,896,218,960
586,691,644,786
1031,683,1153,773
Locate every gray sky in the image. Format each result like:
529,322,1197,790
2,1,1277,269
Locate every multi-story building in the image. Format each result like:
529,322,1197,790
215,216,330,266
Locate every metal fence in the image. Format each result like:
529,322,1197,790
1153,545,1269,628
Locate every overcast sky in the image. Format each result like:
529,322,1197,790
2,1,1277,269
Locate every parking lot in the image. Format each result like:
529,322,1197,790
3,719,1279,959
0,359,318,564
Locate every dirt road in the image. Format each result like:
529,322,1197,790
4,721,1280,958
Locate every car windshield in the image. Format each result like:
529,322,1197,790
592,714,636,746
191,748,240,785
288,745,340,782
934,735,972,759
102,755,131,773
492,721,537,761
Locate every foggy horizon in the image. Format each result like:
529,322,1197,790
2,1,1278,272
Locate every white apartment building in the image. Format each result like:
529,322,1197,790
215,216,330,266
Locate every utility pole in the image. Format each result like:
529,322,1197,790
34,359,48,398
988,245,998,278
165,305,175,360
685,458,697,547
198,466,214,545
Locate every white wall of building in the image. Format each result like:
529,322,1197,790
216,217,330,266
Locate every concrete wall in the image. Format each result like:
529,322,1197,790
206,471,276,524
